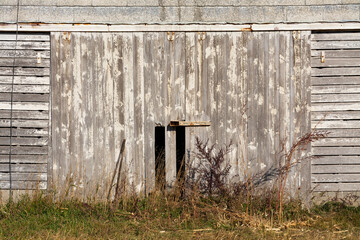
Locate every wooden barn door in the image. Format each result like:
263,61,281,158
311,32,360,192
0,33,50,190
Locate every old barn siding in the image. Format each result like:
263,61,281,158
51,31,311,199
311,32,360,193
0,33,50,190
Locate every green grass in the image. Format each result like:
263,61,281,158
1,192,360,239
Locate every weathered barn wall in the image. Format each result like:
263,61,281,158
50,31,311,200
311,32,360,193
0,33,50,191
0,1,359,24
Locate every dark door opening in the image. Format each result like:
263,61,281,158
155,126,166,190
176,127,186,182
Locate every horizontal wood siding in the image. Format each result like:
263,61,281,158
311,32,360,192
0,33,50,190
51,31,311,199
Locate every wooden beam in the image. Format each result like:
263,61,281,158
1,22,360,32
169,120,211,127
0,23,251,32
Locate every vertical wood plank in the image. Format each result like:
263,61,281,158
133,32,145,193
227,32,238,182
113,33,125,195
268,32,277,177
185,32,196,177
123,33,135,190
301,31,311,203
238,32,248,182
143,33,155,193
50,32,61,192
103,33,115,196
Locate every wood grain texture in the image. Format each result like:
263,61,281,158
313,183,360,192
0,32,50,191
312,174,360,183
312,32,360,41
48,31,312,198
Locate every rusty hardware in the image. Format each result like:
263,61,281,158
170,120,211,127
198,32,206,42
321,51,325,63
37,52,42,64
292,30,300,40
63,32,71,42
167,32,175,41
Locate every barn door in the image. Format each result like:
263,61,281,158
0,33,50,190
311,32,360,192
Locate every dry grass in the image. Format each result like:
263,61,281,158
1,190,360,239
2,129,353,239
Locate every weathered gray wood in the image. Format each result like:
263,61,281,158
313,183,360,192
313,147,360,155
257,32,266,177
0,128,48,137
312,85,360,94
247,31,258,171
322,129,360,138
0,67,50,76
184,32,198,186
312,77,360,85
312,33,360,41
228,32,240,181
312,165,360,174
0,155,48,164
0,76,50,85
312,174,360,183
0,41,50,50
311,50,360,58
0,58,50,67
122,33,136,190
0,163,47,172
0,146,48,155
313,120,360,129
311,58,360,68
132,32,145,192
0,50,50,58
0,137,48,146
0,32,51,190
0,102,49,111
50,32,61,193
312,94,360,103
166,32,186,187
312,67,360,76
0,117,49,127
0,34,50,41
312,41,360,50
0,85,49,93
0,173,47,181
312,111,360,120
312,103,360,112
272,31,280,182
46,31,313,197
0,93,49,102
143,33,156,193
312,156,360,165
300,31,312,203
0,181,47,190
3,22,360,32
313,138,360,147
0,110,49,120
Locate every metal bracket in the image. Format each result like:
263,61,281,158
167,32,175,41
321,51,325,63
198,32,206,42
37,52,42,64
170,120,211,127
